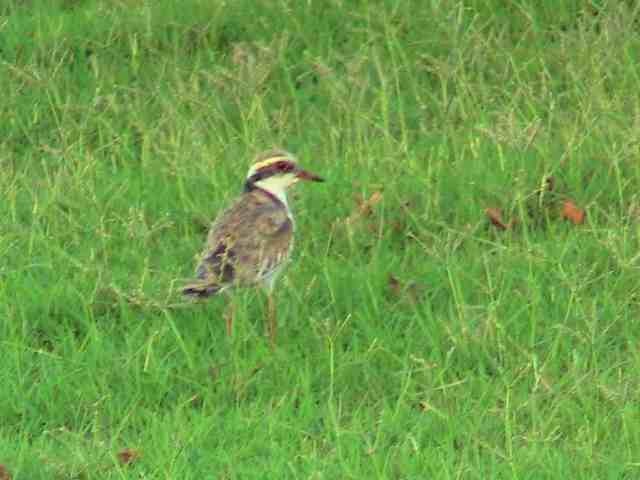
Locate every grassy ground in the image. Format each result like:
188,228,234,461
2,0,640,478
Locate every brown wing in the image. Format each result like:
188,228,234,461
185,189,292,296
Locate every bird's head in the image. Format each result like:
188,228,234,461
245,149,323,200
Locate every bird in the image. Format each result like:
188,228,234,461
182,149,324,345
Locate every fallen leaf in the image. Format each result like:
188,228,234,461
485,207,511,230
312,61,333,77
117,448,141,466
387,274,426,305
544,176,555,192
0,465,12,480
356,191,383,217
562,200,585,225
389,200,414,234
534,175,557,206
391,220,405,233
388,274,402,298
345,191,384,228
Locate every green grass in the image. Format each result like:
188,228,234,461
2,0,640,478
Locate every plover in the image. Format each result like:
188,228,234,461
183,149,324,344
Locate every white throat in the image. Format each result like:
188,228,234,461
254,175,292,209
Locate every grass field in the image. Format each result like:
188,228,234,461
2,0,640,478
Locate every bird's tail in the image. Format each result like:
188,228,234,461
182,281,221,298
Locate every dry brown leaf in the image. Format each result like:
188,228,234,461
388,274,402,298
391,220,405,233
545,176,555,192
312,62,333,77
389,200,413,234
0,465,12,480
356,191,383,217
485,208,510,230
346,191,383,225
387,274,426,305
117,448,141,466
231,42,253,67
562,200,585,225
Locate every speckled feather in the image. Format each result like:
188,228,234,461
183,188,293,297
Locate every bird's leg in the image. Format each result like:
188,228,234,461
267,292,277,347
224,296,235,337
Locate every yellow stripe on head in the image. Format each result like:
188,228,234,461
247,149,297,177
